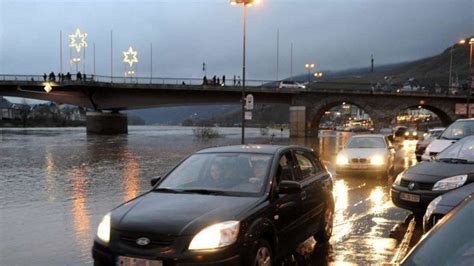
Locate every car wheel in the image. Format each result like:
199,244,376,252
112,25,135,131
249,239,273,266
315,205,334,243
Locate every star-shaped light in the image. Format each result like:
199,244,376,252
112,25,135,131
69,28,88,53
123,46,138,67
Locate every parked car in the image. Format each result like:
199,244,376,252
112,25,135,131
391,136,474,219
279,80,306,89
415,128,445,162
423,182,474,233
404,127,419,140
92,145,334,266
422,118,474,161
336,134,396,178
400,194,474,266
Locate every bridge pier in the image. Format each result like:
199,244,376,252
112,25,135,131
86,111,128,135
289,106,307,138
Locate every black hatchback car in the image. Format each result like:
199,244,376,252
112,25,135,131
93,145,334,266
391,136,474,218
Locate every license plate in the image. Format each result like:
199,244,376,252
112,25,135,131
400,192,420,203
351,164,368,169
117,256,163,266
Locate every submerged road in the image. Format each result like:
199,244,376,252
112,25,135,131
0,127,415,265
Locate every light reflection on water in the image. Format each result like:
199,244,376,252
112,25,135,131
0,127,415,265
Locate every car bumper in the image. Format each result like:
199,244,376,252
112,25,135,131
336,165,388,175
92,241,241,266
390,186,443,213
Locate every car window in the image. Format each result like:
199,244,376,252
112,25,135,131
402,198,474,266
277,151,295,182
158,153,272,195
294,151,318,181
440,121,474,140
347,137,386,149
437,136,474,162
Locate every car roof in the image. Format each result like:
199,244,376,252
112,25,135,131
196,144,312,154
455,118,474,122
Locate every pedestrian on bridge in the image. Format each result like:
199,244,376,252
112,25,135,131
212,75,217,86
233,75,236,86
43,73,47,81
222,75,226,86
237,76,241,86
66,72,71,81
217,77,220,85
77,72,82,81
203,75,208,85
49,72,56,82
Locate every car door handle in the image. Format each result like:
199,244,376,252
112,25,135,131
301,191,307,200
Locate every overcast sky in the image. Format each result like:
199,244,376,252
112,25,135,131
1,0,473,81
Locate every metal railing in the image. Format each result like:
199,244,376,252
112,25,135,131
0,74,471,97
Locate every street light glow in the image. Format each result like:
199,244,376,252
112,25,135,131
123,46,138,67
68,28,88,53
459,39,466,44
43,82,53,93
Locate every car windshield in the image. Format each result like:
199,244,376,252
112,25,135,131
380,128,392,134
440,121,474,140
437,136,474,163
157,153,272,196
431,130,444,137
347,137,386,149
402,197,474,266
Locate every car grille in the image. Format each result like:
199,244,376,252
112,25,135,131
351,158,368,163
400,179,433,190
118,231,173,249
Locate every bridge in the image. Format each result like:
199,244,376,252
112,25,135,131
0,74,468,136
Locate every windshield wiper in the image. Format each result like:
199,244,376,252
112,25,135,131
153,188,184,193
437,158,472,164
440,136,457,140
180,189,228,195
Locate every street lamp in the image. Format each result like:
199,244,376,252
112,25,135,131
457,37,474,117
314,72,323,78
305,63,315,83
230,0,257,144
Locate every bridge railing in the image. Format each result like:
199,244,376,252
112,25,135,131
0,74,276,87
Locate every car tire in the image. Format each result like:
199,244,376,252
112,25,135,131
248,239,273,266
314,204,334,243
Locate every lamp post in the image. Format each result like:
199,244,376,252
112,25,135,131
305,63,315,83
314,72,323,79
231,0,256,144
458,38,474,117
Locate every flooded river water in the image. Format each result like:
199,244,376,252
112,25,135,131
0,126,416,265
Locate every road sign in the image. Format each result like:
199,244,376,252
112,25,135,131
245,111,252,120
245,94,254,110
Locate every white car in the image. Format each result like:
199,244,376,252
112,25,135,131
279,80,306,89
422,118,474,161
336,134,396,177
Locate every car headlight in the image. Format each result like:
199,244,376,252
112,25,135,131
336,154,349,165
424,195,442,226
393,172,404,186
432,175,467,191
404,132,409,136
189,221,240,250
370,155,385,165
97,213,111,244
413,132,418,136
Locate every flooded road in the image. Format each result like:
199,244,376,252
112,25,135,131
0,127,416,265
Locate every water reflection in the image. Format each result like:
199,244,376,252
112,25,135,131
44,150,57,202
69,166,91,260
122,151,140,202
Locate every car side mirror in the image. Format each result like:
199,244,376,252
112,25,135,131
150,176,161,187
278,180,302,194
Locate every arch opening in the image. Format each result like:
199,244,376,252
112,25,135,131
394,105,453,130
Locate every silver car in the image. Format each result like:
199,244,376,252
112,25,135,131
336,134,396,178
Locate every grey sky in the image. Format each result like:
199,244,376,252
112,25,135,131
1,0,473,80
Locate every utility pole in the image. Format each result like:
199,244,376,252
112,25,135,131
290,42,293,80
276,29,279,81
371,54,374,73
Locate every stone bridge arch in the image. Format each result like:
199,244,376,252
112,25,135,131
291,94,460,138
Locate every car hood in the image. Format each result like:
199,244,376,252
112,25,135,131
437,183,474,209
426,139,457,153
111,192,262,236
405,161,474,182
340,148,388,158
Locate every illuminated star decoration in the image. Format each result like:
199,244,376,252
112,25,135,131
123,46,138,67
68,28,88,53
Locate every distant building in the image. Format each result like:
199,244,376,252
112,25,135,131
0,97,14,120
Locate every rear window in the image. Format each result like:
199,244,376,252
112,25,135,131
347,137,386,149
441,121,474,140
